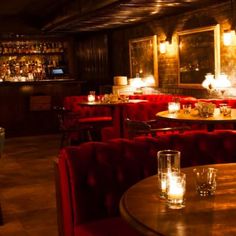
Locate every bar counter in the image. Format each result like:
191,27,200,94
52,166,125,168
0,79,85,137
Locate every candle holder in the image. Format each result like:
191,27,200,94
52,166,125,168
168,102,180,114
167,172,186,209
88,91,96,102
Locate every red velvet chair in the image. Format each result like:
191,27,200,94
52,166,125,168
55,140,157,236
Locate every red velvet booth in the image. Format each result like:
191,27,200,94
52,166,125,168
63,95,236,142
55,130,236,236
60,96,112,144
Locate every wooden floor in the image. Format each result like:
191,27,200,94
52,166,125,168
0,134,61,236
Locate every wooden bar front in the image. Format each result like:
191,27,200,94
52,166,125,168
0,80,84,137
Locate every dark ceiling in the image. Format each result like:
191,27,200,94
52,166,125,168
0,0,230,34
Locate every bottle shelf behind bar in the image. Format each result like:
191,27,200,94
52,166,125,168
0,39,68,82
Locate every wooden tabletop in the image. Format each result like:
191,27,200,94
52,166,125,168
156,108,236,124
78,99,147,106
120,163,236,236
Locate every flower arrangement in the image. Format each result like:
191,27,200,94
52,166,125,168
195,102,216,118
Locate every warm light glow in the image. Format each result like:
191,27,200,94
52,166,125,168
129,77,145,89
168,177,184,201
159,41,169,54
168,102,180,114
142,75,155,86
214,73,231,89
202,73,231,96
223,30,235,46
88,91,96,102
88,95,95,102
202,73,215,90
167,172,186,209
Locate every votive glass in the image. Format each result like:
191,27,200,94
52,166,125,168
88,91,96,102
223,106,231,117
167,172,186,209
168,102,180,114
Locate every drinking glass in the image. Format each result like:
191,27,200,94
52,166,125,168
182,104,192,114
157,150,181,198
223,106,231,117
193,167,217,197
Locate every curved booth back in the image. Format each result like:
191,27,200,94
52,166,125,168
55,130,236,236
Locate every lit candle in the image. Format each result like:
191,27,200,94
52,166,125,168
168,180,184,202
168,102,180,114
88,94,95,102
167,172,185,209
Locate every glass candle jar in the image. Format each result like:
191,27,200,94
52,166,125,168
167,172,186,209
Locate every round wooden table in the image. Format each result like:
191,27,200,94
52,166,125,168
156,109,236,131
120,163,236,236
78,99,147,137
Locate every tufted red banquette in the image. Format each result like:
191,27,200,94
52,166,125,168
55,130,236,236
63,96,112,118
61,96,112,144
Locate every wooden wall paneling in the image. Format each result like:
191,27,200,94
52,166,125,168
76,33,109,94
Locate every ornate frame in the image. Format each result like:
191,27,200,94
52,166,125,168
177,24,220,88
129,35,158,86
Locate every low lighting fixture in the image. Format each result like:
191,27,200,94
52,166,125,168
223,0,236,46
202,73,231,96
202,73,216,91
223,30,235,46
142,75,155,87
214,73,231,96
159,40,169,54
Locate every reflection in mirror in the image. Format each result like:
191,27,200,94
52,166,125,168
129,35,158,86
178,24,220,88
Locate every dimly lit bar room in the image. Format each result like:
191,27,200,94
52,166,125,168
3,0,236,235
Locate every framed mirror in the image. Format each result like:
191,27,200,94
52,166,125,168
177,24,220,88
129,35,158,86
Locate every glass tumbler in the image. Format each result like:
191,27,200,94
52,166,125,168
157,150,181,198
193,167,217,197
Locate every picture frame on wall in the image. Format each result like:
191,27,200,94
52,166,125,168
177,24,220,88
129,35,158,86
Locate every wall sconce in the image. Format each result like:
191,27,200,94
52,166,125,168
223,30,235,46
202,73,216,91
159,40,169,54
202,73,231,96
223,0,236,46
